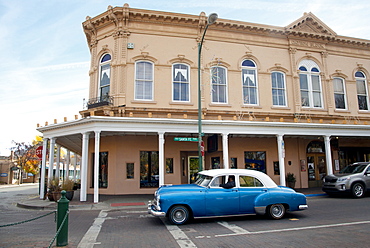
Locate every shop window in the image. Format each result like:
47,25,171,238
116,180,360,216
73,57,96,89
173,63,189,102
126,163,134,179
135,61,154,100
271,71,287,106
140,151,159,188
333,77,347,109
242,59,258,105
166,158,173,173
244,151,266,173
211,157,221,169
91,152,108,188
299,60,323,108
211,66,228,103
355,71,369,110
230,158,237,169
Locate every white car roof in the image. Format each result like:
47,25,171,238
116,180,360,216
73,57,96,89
198,169,278,188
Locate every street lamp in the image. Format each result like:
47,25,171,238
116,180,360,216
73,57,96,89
198,13,218,172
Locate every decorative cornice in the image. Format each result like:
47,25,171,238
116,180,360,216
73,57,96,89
82,4,370,50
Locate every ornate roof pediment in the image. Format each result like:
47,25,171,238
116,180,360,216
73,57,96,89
285,12,337,37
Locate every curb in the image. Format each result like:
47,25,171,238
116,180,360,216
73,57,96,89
305,193,327,197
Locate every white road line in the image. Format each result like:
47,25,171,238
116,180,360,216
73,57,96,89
78,210,108,248
217,221,250,234
161,219,197,248
215,220,370,238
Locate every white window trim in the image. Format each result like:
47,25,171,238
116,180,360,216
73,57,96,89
299,60,324,109
355,73,369,111
333,77,347,110
241,61,259,106
134,61,154,101
98,54,111,99
211,66,228,104
271,71,287,107
172,63,190,102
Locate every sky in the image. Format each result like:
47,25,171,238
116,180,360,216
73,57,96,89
1,0,370,156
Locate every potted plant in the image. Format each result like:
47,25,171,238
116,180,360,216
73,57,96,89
47,177,61,202
286,172,296,189
61,178,75,201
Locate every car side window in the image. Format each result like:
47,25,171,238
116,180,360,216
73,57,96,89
210,176,226,187
366,166,370,174
239,175,263,187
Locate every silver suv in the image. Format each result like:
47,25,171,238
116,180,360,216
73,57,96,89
322,162,370,198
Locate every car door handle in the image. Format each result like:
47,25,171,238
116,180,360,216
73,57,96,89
232,189,238,192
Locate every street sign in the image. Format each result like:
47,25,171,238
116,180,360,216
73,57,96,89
36,146,43,159
174,137,199,142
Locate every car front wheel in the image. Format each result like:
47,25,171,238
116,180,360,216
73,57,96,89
168,205,190,225
267,204,286,220
351,183,365,198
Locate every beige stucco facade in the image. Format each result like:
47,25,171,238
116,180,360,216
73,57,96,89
37,4,370,201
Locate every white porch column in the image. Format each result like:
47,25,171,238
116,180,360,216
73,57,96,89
158,132,165,186
324,135,333,175
66,150,70,179
94,131,101,203
48,138,56,181
222,133,230,169
73,153,77,181
277,134,286,186
80,132,90,202
55,145,61,179
39,138,48,199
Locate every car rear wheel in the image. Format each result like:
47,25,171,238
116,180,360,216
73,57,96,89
267,204,286,220
351,183,365,198
168,205,190,225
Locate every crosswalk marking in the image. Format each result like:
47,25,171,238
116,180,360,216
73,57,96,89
162,219,197,248
217,221,250,234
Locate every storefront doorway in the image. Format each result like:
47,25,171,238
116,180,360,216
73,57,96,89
307,154,326,187
188,156,199,183
307,140,326,188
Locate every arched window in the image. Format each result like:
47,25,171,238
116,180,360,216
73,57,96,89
135,61,154,100
271,71,287,106
211,66,228,103
172,63,190,102
355,71,368,110
99,54,111,101
333,77,347,110
299,60,323,108
241,59,258,105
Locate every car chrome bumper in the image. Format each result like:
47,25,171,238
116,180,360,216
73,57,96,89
148,201,166,217
299,204,308,210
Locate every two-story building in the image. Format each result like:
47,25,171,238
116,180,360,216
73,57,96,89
37,4,370,202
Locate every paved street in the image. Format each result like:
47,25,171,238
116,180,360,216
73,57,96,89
1,185,370,247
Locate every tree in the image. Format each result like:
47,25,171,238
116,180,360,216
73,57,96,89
11,141,40,184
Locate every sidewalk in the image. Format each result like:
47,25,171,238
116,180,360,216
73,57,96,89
15,186,326,211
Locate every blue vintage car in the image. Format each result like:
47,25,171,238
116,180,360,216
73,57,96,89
148,169,308,224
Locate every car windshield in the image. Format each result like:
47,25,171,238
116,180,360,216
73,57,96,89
194,175,213,187
340,164,367,174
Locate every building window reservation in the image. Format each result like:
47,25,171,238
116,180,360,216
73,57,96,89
173,64,190,102
135,61,154,100
333,77,347,110
271,71,287,106
99,54,111,101
211,66,228,103
242,60,258,105
299,60,323,108
355,71,369,110
140,151,159,188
